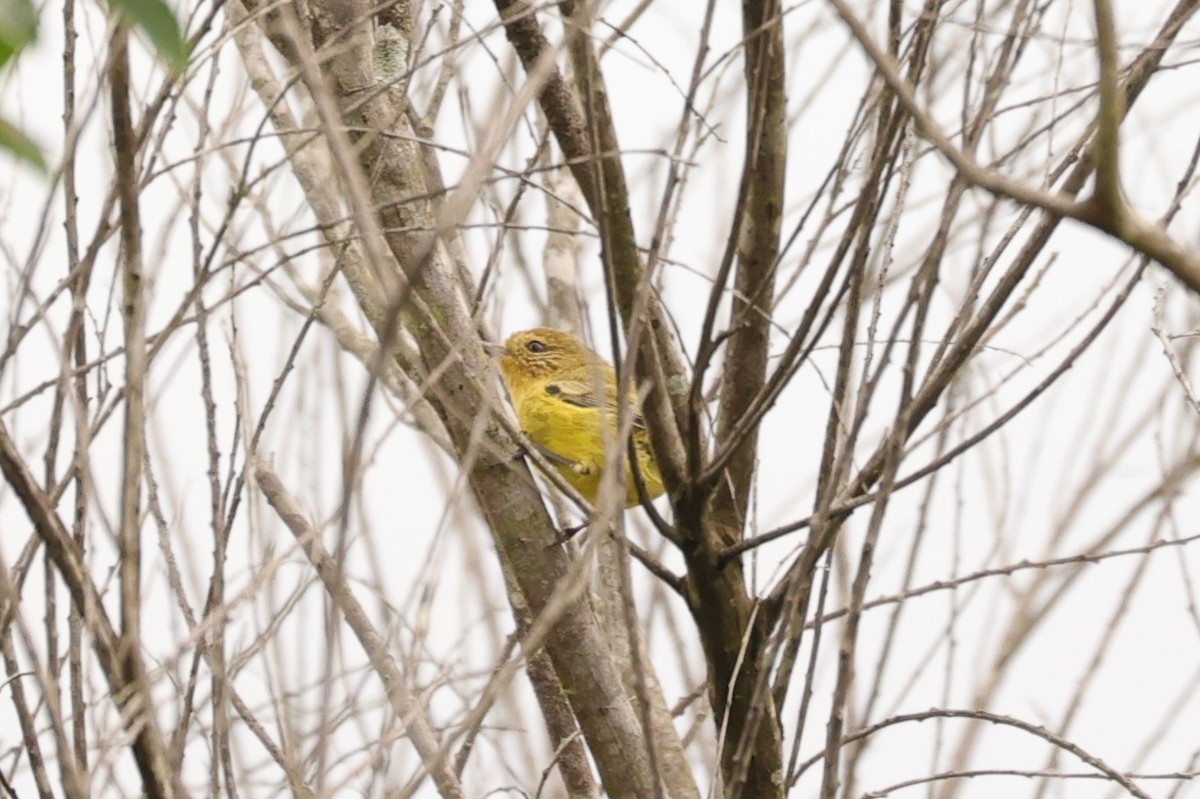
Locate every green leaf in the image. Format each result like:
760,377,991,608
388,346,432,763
109,0,188,73
0,0,38,69
0,116,47,173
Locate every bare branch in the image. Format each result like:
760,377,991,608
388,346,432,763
826,0,1200,294
254,461,466,799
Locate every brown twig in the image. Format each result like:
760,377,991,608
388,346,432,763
826,0,1200,294
254,461,466,799
796,708,1153,798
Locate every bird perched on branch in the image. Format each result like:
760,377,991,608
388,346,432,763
489,327,664,508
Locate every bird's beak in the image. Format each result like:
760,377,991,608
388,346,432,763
482,341,506,358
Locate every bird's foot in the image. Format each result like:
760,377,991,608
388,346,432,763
544,521,587,549
524,442,595,477
568,461,595,476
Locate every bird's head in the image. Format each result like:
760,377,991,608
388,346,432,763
491,328,592,386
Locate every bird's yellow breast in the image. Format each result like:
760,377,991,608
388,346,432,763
513,379,663,507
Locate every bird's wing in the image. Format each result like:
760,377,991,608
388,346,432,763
544,379,647,431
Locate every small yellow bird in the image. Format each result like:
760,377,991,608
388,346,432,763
491,328,664,508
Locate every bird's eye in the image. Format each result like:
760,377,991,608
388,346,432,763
526,340,548,354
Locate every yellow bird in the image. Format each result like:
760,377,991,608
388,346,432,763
491,328,664,508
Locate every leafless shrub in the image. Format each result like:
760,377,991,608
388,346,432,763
1,0,1199,797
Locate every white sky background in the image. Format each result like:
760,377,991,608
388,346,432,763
1,0,1200,795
